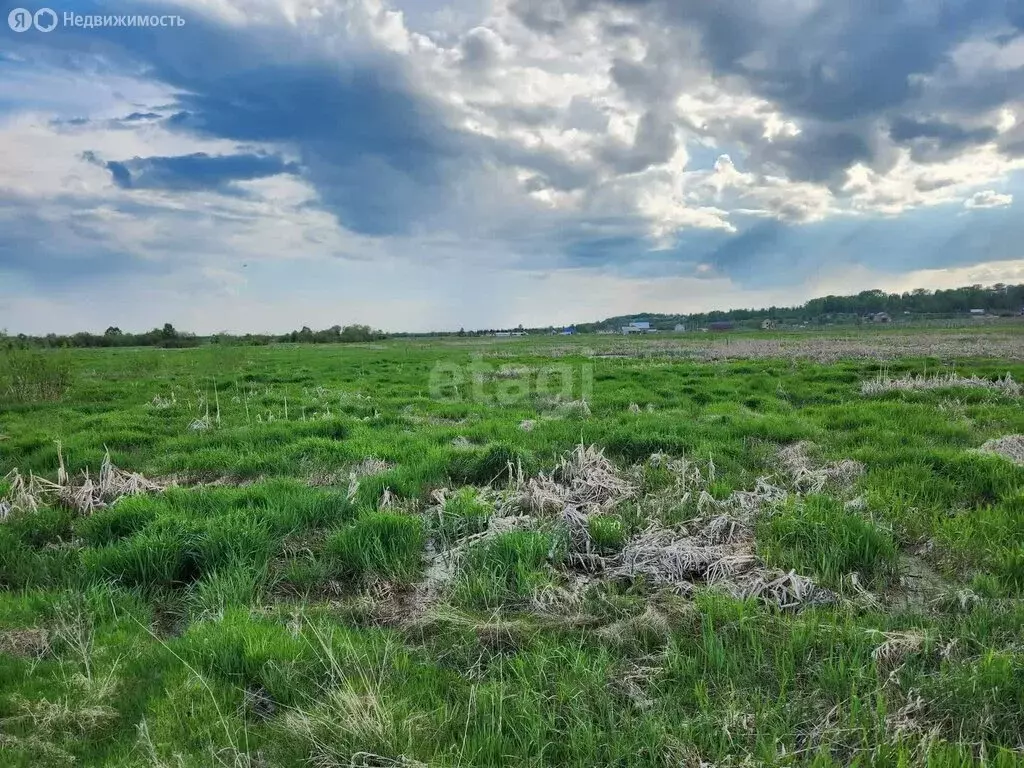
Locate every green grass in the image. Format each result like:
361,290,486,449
0,330,1023,765
454,531,557,610
435,486,492,546
327,512,426,583
758,495,899,587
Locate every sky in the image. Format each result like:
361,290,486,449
1,0,1023,334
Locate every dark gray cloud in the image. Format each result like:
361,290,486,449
889,117,1000,163
890,117,998,146
82,151,299,192
0,193,182,288
3,1,471,236
598,110,677,173
459,26,503,69
516,0,1021,118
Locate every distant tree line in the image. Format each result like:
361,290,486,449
581,283,1024,331
277,324,387,344
0,323,201,349
1,323,388,349
693,284,1024,326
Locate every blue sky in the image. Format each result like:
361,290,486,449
1,0,1023,333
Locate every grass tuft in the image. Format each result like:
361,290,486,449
327,513,425,583
758,494,898,586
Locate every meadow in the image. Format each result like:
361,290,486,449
1,326,1023,767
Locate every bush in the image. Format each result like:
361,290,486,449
0,349,74,403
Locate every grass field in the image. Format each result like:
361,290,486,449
2,327,1024,766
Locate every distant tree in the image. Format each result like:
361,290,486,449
104,326,123,337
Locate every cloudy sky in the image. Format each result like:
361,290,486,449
2,0,1023,333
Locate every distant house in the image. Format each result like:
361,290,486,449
872,312,891,323
561,326,576,335
674,323,687,332
511,331,528,337
760,319,777,330
708,321,734,332
494,331,511,337
622,321,655,335
969,309,986,316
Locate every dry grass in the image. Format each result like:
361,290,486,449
1,468,51,520
512,443,636,517
870,630,927,672
0,447,165,519
861,372,1020,397
528,448,838,608
977,434,1024,466
554,399,592,418
420,446,837,610
56,448,165,515
0,628,51,658
493,331,1024,363
777,442,865,494
310,456,393,489
611,524,753,583
604,519,833,609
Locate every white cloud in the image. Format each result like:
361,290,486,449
964,189,1014,209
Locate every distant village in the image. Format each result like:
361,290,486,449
486,306,1019,338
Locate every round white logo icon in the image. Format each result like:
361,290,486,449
7,7,33,31
34,7,57,31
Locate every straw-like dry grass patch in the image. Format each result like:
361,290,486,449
978,434,1024,466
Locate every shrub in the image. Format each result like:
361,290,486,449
0,349,74,403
